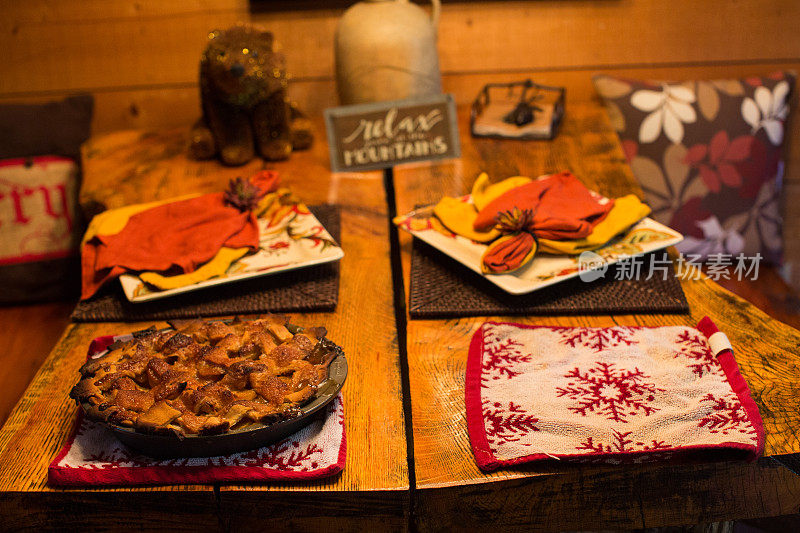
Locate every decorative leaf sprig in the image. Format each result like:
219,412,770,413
495,207,535,234
224,176,268,212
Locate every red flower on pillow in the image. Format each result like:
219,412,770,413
669,197,711,239
736,137,780,199
684,131,753,193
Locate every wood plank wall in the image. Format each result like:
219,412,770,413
3,0,800,286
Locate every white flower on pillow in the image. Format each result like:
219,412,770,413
631,84,697,144
677,216,745,258
741,81,790,145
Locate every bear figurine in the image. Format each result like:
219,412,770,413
189,25,312,166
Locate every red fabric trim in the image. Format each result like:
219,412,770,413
0,155,75,168
48,334,347,486
336,402,348,470
696,316,766,460
465,320,764,471
47,412,83,481
48,435,345,487
87,335,117,356
465,323,499,471
472,442,759,470
0,250,74,267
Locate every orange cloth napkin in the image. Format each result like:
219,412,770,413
81,194,259,299
80,170,281,300
480,233,538,274
473,171,614,239
474,172,614,274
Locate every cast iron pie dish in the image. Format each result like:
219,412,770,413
69,315,347,457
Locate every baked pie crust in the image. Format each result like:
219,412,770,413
70,316,342,437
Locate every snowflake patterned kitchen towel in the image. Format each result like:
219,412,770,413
49,336,346,486
465,317,764,471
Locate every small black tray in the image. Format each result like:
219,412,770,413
470,79,565,140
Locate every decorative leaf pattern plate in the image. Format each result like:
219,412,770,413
395,197,683,295
120,204,343,302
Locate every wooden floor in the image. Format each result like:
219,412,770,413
0,301,74,426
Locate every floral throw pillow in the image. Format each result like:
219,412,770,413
594,72,794,263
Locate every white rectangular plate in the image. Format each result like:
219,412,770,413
395,200,683,295
120,206,343,302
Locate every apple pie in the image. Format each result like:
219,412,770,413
70,316,342,436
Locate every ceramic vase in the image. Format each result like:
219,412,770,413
335,0,442,105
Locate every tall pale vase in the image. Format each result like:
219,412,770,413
335,0,442,105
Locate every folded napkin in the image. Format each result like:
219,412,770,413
480,232,538,274
49,334,346,486
473,171,614,239
471,173,532,211
432,172,649,274
466,318,763,471
537,194,651,255
80,172,280,299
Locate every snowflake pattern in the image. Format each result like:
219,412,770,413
237,441,323,469
554,326,638,353
481,326,531,381
78,434,325,470
482,400,539,447
576,429,671,454
471,323,761,468
698,392,757,437
673,329,721,377
555,362,664,422
56,394,345,478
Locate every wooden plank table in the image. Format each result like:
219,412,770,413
391,102,800,530
2,103,800,531
0,126,410,530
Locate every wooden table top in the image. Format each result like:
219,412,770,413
391,102,800,530
1,102,799,531
0,128,410,530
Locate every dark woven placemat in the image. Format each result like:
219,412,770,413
71,205,340,322
409,240,689,319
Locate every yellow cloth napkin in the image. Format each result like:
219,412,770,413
434,197,500,243
436,182,649,255
138,247,250,290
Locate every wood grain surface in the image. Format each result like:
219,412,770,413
3,103,800,531
0,122,410,530
3,0,799,94
391,102,800,530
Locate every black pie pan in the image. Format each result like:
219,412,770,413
78,325,348,459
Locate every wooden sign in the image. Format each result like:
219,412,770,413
324,94,460,172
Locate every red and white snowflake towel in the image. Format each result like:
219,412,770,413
49,336,346,486
465,317,764,471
